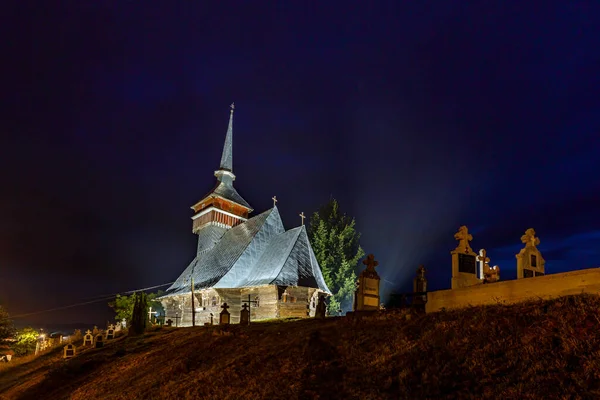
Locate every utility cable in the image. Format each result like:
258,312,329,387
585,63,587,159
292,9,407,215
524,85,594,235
1,281,174,322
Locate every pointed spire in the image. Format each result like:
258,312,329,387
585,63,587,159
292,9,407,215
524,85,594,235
219,103,234,172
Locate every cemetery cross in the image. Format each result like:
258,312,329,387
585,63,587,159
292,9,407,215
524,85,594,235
241,294,259,324
477,249,490,281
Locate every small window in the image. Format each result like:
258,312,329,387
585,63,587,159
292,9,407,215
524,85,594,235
531,254,537,267
211,296,217,306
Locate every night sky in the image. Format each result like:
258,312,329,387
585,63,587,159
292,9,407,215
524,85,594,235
2,2,599,327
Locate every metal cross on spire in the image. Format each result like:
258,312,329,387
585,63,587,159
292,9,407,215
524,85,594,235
272,196,278,207
299,212,305,225
230,102,235,112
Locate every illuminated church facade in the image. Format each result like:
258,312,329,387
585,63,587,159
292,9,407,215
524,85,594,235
159,105,330,325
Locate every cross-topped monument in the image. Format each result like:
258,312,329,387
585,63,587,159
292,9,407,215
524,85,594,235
353,254,381,312
516,228,545,279
272,196,278,207
299,212,305,226
451,225,480,289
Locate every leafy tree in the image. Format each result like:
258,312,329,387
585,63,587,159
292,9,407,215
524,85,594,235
109,291,164,325
129,292,148,336
12,327,39,356
0,305,14,341
308,198,365,314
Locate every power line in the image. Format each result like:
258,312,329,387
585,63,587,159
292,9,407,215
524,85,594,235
2,281,174,322
82,282,175,301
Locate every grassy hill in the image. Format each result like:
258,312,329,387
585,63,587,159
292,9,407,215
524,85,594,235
1,294,600,400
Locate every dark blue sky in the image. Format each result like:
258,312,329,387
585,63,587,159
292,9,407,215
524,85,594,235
2,2,599,325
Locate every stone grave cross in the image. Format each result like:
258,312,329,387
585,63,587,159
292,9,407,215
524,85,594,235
521,228,540,247
148,307,158,322
477,249,490,281
454,226,473,253
363,254,379,273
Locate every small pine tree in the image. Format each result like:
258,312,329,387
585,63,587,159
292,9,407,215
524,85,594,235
129,292,148,336
308,198,365,313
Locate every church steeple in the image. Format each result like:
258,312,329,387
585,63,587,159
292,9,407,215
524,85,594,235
219,103,234,172
190,103,252,234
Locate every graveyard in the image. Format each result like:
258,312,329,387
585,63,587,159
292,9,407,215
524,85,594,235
0,292,599,399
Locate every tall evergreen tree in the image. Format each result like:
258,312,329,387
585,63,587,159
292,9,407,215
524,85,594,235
308,198,365,313
129,292,148,336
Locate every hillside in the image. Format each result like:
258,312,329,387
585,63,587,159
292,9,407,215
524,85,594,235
1,294,600,400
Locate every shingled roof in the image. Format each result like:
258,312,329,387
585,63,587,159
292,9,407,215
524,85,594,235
163,207,331,297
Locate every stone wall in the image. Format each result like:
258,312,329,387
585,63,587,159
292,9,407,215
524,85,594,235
426,267,600,313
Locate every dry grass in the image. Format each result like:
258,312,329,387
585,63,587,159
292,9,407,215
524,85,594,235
1,294,600,400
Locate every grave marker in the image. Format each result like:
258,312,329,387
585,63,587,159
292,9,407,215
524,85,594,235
354,254,381,311
106,324,115,340
94,334,104,348
219,303,231,325
478,249,500,283
241,294,258,324
476,249,490,282
63,344,76,359
451,226,480,289
516,228,545,279
83,330,94,347
240,304,250,325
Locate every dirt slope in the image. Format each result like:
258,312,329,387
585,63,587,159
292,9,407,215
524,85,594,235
1,294,600,400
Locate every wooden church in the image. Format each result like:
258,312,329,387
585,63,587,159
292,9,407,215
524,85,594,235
159,104,331,325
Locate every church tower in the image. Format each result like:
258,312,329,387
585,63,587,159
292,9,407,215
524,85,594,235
190,104,253,235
